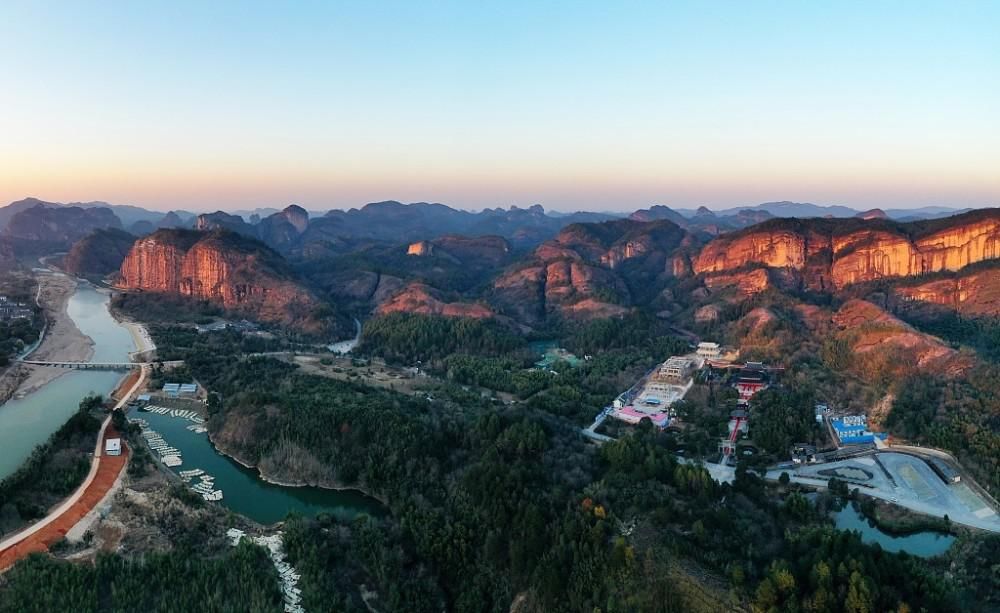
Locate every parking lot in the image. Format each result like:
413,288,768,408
784,452,1000,532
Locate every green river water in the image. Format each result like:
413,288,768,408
0,278,382,525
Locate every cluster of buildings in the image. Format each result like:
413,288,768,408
608,345,723,429
599,341,797,464
605,342,770,433
0,296,32,321
734,362,769,405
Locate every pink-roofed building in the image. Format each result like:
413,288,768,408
613,406,670,428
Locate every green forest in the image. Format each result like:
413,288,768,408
2,290,997,610
60,325,962,611
0,544,283,613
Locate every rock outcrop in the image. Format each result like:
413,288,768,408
693,210,1000,290
406,240,434,256
703,268,773,296
119,229,327,332
157,211,191,230
491,219,691,325
377,282,494,319
256,205,309,253
431,235,511,265
195,211,257,238
831,299,972,377
893,266,1000,317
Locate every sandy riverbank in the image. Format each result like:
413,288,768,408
122,320,155,355
105,295,155,358
0,273,94,404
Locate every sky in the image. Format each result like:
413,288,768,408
1,1,998,213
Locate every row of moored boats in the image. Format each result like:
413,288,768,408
143,406,205,424
136,423,184,468
131,413,224,501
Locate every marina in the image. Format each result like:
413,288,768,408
133,412,226,502
129,404,384,524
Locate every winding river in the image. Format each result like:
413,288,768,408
0,283,130,479
0,280,381,524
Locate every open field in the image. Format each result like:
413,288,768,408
286,354,431,394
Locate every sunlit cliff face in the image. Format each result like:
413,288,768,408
693,214,1000,289
894,268,1000,316
118,231,324,332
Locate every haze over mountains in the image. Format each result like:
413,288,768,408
0,196,984,246
0,192,980,339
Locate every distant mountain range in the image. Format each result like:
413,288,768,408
1,196,981,243
1,195,992,284
11,192,996,341
667,201,973,222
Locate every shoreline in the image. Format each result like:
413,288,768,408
0,272,94,405
209,432,390,507
105,291,156,358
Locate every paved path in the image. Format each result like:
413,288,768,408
0,365,147,572
0,428,129,571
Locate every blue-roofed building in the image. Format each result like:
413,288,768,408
830,415,887,445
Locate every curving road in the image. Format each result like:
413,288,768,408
0,365,147,570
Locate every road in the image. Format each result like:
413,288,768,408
0,365,147,570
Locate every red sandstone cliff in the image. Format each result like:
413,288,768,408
119,229,327,332
893,266,1000,317
377,282,494,319
491,219,690,324
693,210,1000,290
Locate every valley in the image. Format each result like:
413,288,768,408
0,199,998,611
5,6,997,610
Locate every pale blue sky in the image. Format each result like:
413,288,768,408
1,1,997,211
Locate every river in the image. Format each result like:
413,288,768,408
0,280,383,525
0,283,130,479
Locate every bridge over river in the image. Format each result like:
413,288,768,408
18,359,184,370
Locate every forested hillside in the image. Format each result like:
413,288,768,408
113,325,963,612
